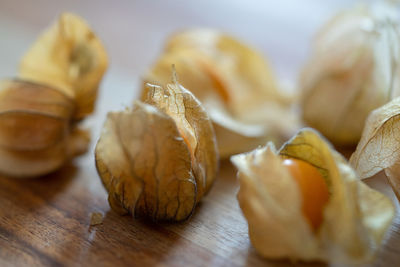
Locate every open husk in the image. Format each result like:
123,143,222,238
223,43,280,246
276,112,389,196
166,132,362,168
231,128,394,263
0,13,107,177
143,29,299,158
300,3,400,145
95,76,218,222
19,12,108,119
350,97,400,200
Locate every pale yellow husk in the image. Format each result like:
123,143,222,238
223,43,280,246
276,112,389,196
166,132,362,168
232,128,394,263
300,3,400,145
350,97,400,200
19,12,108,119
143,29,299,158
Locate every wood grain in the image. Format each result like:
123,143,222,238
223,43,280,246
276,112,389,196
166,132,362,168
0,157,399,267
0,1,400,266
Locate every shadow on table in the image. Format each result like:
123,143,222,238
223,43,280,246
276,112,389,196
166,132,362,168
0,162,77,208
244,245,327,267
82,208,209,266
0,162,80,265
81,158,328,266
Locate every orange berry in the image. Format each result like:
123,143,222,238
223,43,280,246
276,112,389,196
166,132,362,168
282,158,329,231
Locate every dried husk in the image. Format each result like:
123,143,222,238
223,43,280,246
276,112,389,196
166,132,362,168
231,128,394,263
95,79,218,222
164,29,291,116
19,12,108,119
0,13,107,177
0,80,89,177
300,3,400,145
350,97,400,200
143,29,298,158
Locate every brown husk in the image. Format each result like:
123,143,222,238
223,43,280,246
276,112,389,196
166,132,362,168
95,78,218,221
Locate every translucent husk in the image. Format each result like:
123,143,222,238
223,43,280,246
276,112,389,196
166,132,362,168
300,3,400,145
231,128,394,263
143,29,299,158
95,77,218,222
350,96,400,200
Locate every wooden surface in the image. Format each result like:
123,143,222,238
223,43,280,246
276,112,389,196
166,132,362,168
0,1,399,266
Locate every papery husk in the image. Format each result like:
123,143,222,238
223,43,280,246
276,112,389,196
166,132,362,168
300,3,400,145
202,96,298,157
164,29,292,115
350,97,400,200
19,12,108,119
145,78,219,201
95,79,218,222
231,128,394,263
0,80,89,177
143,29,298,158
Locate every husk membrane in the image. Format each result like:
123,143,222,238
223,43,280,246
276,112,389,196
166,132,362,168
232,128,394,263
143,29,299,158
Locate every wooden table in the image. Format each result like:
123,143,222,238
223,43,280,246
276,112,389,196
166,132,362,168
0,1,399,266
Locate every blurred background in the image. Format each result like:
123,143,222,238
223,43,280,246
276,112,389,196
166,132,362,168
0,0,360,110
